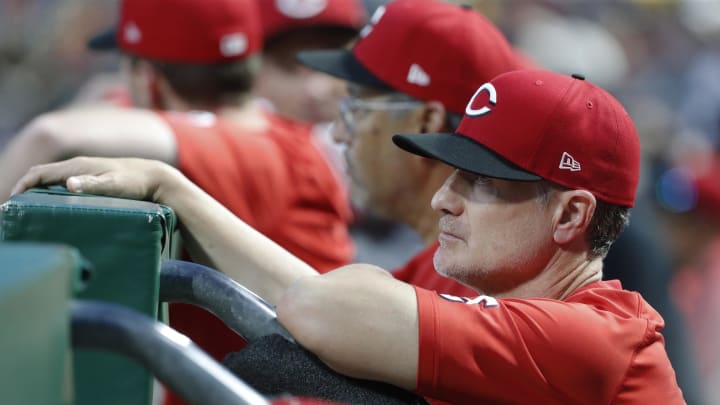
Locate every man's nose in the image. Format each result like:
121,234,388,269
431,170,463,216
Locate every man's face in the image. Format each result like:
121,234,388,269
332,83,426,217
431,169,557,294
254,29,355,124
256,61,347,123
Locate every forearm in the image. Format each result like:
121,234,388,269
0,108,177,199
154,165,319,305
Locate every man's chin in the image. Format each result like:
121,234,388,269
433,250,455,277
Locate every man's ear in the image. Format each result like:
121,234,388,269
552,189,596,247
421,101,447,133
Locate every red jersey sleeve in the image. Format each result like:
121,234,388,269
164,111,290,232
414,283,684,404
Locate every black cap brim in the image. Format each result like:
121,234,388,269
87,28,117,51
297,49,392,91
393,133,541,181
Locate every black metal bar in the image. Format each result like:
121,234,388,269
71,300,269,405
159,259,294,342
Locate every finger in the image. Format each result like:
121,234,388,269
10,163,66,196
67,173,141,200
10,157,102,196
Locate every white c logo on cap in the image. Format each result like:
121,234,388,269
276,0,327,19
123,21,142,44
465,83,497,117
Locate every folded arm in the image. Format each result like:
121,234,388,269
277,265,419,391
0,107,177,198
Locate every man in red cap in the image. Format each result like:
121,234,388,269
0,0,353,390
250,0,367,200
253,0,366,125
297,0,530,296
13,69,685,404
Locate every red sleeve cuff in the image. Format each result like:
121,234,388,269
414,286,439,395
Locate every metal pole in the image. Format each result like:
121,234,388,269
159,259,294,342
71,300,269,405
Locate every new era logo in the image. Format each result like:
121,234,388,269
123,21,142,44
220,33,248,57
559,152,581,171
407,64,430,87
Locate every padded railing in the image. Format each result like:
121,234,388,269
159,259,293,342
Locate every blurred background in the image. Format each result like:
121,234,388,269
1,0,719,403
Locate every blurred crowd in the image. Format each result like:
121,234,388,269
1,0,719,403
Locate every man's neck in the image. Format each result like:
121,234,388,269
494,254,604,301
161,95,269,133
217,103,270,132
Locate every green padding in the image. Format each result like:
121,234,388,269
0,243,82,405
1,189,176,405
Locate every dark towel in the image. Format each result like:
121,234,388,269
222,334,429,405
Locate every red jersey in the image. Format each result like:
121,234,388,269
414,280,685,404
165,110,354,270
392,242,477,297
160,111,354,405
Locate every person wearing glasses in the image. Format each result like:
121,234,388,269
298,0,531,296
12,68,685,403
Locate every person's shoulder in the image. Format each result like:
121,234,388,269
262,112,315,142
565,280,663,327
158,110,220,128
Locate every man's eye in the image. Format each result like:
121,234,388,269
474,175,491,185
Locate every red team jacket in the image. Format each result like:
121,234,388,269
414,280,685,404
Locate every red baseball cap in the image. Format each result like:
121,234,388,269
393,70,641,207
296,0,531,114
259,0,366,40
88,0,262,63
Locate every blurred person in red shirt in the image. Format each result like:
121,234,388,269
0,0,354,388
657,152,720,404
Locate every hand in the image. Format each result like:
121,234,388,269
11,156,174,202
